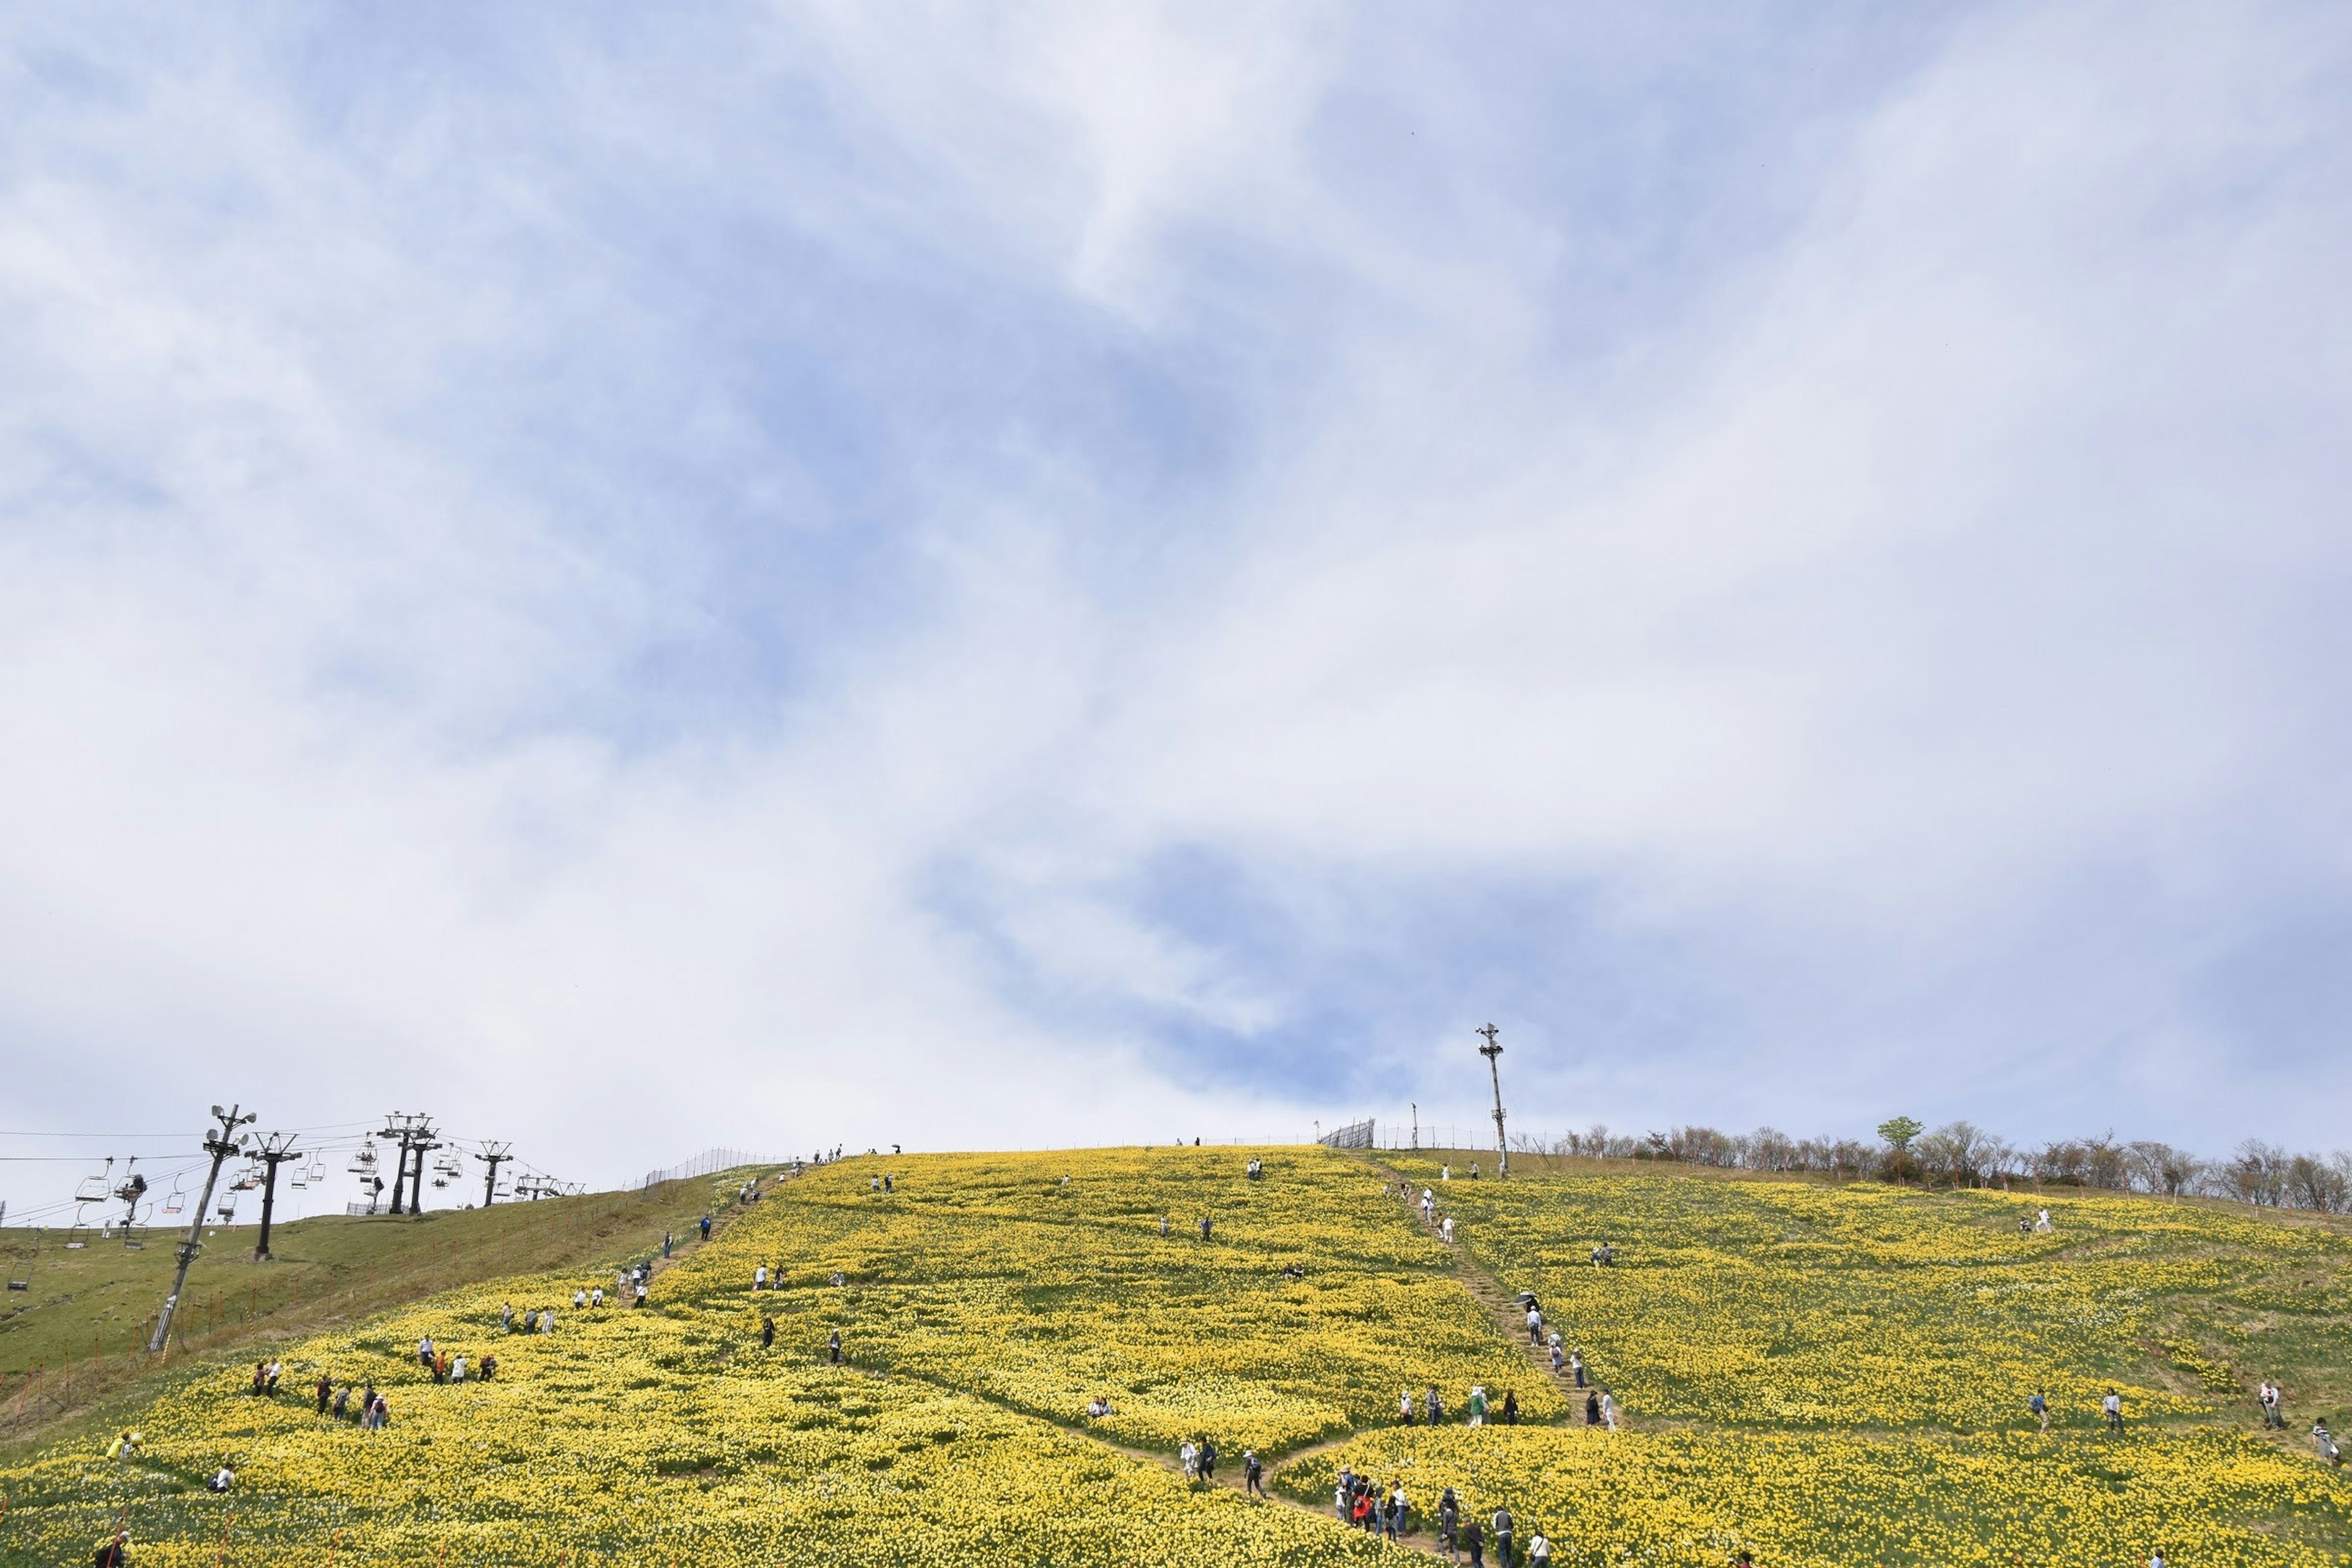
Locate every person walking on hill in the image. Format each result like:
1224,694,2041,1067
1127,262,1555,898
1463,1515,1485,1567
1585,1390,1600,1425
1427,1385,1444,1425
1441,1216,1456,1244
663,1231,674,1259
827,1330,843,1365
1493,1504,1515,1567
450,1353,467,1384
1527,1529,1551,1566
2031,1389,2049,1433
1526,1304,1543,1343
2104,1389,2124,1433
1468,1385,1488,1427
1334,1474,1351,1523
1570,1349,1586,1389
699,1213,712,1242
1387,1485,1408,1542
1200,1438,1218,1482
1244,1450,1264,1497
1438,1487,1460,1560
1550,1341,1566,1375
1180,1439,1199,1483
2037,1207,2053,1233
1199,1215,1213,1241
1400,1390,1415,1425
2260,1381,2283,1429
2313,1419,2342,1467
315,1374,332,1415
1600,1392,1618,1430
1502,1390,1518,1426
761,1315,775,1350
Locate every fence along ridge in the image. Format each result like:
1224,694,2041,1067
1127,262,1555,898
636,1148,780,1190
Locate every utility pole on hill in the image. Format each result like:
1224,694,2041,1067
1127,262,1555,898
251,1132,301,1261
475,1141,512,1207
1477,1023,1509,1178
149,1104,254,1352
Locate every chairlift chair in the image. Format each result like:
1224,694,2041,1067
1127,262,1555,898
347,1142,379,1176
162,1179,187,1216
215,1195,239,1223
73,1157,115,1207
306,1156,326,1185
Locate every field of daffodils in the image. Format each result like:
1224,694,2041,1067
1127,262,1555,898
2,1146,2348,1565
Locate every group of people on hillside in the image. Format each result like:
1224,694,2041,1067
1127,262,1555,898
415,1334,495,1385
1398,1383,1531,1428
1335,1471,1554,1566
504,1300,564,1333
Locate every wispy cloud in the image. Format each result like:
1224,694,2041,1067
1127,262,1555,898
1,3,2346,1190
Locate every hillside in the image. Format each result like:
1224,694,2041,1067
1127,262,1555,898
0,1148,2346,1566
1,1183,718,1459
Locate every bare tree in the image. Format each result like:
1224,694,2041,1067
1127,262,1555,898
2286,1152,2351,1214
2126,1141,2203,1199
2225,1139,2288,1206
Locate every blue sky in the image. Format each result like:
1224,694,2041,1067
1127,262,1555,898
2,3,2349,1193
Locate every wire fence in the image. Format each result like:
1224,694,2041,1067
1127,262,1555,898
635,1148,780,1191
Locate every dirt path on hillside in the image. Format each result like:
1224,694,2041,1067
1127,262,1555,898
1359,1154,1608,1428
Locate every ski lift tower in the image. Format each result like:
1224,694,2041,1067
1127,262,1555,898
1477,1023,1509,1178
377,1114,440,1216
249,1131,302,1261
149,1104,256,1353
473,1141,513,1208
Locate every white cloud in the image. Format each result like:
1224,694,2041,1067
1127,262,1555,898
2,1,2348,1209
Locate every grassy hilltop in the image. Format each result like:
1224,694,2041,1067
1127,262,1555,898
0,1147,2346,1566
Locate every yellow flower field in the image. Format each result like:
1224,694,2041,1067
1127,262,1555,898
1280,1425,2352,1567
0,1278,1405,1567
2,1146,2347,1564
663,1147,1561,1452
1387,1158,2352,1431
